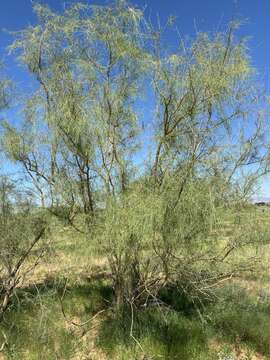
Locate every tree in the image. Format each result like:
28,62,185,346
99,22,270,308
151,23,268,192
0,67,49,318
1,2,269,310
3,1,146,225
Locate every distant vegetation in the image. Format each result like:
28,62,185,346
0,1,270,359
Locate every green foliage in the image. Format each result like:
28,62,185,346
5,0,148,212
98,172,269,312
0,1,270,358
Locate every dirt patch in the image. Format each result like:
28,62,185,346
70,314,109,360
209,337,266,360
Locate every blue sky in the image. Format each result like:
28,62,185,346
1,0,270,71
1,0,270,196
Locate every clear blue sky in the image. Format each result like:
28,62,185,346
1,0,270,72
1,0,270,196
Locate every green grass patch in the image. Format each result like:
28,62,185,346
210,285,270,357
0,278,112,359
